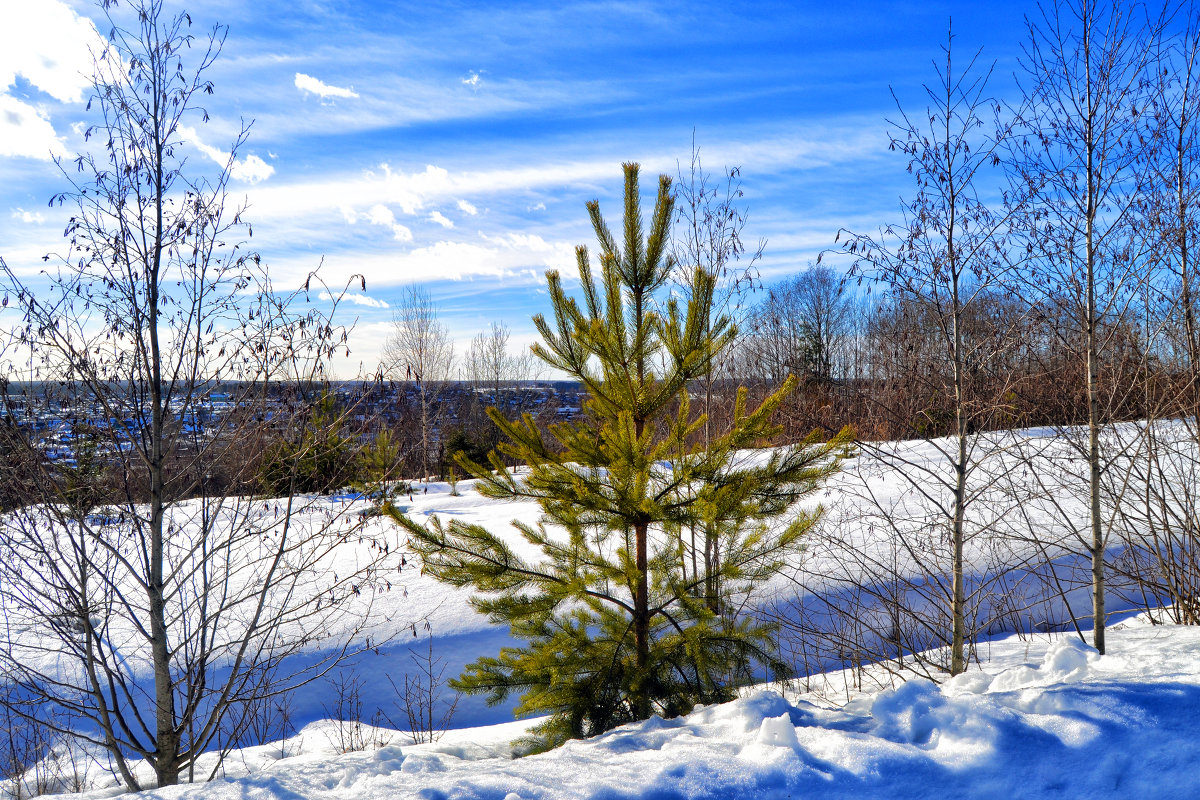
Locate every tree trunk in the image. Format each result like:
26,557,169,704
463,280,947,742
1082,7,1106,656
632,281,651,721
1086,115,1106,656
951,297,967,675
704,521,720,614
149,75,179,785
633,520,650,720
420,383,429,482
948,121,967,676
1178,114,1200,450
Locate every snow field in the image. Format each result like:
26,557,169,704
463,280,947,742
8,423,1200,797
58,616,1200,799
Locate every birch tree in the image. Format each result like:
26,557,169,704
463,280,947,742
834,28,1025,675
1009,0,1163,653
381,286,454,481
0,0,393,787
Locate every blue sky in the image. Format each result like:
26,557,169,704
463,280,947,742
1,0,1041,376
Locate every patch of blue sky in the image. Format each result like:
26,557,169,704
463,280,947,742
0,0,1076,374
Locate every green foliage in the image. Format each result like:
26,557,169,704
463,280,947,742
443,426,496,469
0,415,39,513
389,163,850,750
359,429,401,485
259,393,362,496
60,423,110,517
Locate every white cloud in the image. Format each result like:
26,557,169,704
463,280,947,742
0,1,99,103
366,204,395,226
229,153,275,184
456,199,478,216
10,208,45,224
0,95,65,159
231,126,885,288
295,72,359,100
247,160,612,228
0,0,104,160
179,125,275,184
265,232,575,292
318,291,388,309
385,234,573,283
376,163,452,215
462,71,481,88
428,210,454,229
367,205,396,226
286,127,880,214
367,203,396,225
366,203,413,242
481,232,566,254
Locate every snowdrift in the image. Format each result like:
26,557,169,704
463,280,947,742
61,615,1200,799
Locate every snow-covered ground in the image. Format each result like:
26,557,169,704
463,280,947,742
5,423,1199,797
56,613,1200,799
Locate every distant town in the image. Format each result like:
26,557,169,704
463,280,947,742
2,379,589,471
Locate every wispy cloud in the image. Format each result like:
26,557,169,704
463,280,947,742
230,155,276,184
462,71,482,88
241,67,626,140
10,208,45,224
319,291,388,309
244,160,609,228
209,122,892,303
295,72,360,100
240,123,883,234
365,203,413,242
179,125,275,184
264,231,575,291
380,233,573,284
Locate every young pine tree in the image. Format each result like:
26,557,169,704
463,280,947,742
390,163,850,749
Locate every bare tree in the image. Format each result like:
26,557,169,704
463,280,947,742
1110,5,1200,624
743,265,859,387
0,0,393,789
830,27,1028,676
1008,0,1164,653
781,266,858,383
380,286,455,482
463,321,538,401
385,635,459,745
670,137,764,434
668,140,764,597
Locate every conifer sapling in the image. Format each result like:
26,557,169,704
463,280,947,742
388,162,851,749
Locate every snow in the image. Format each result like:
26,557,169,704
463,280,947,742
50,616,1200,799
7,425,1200,797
